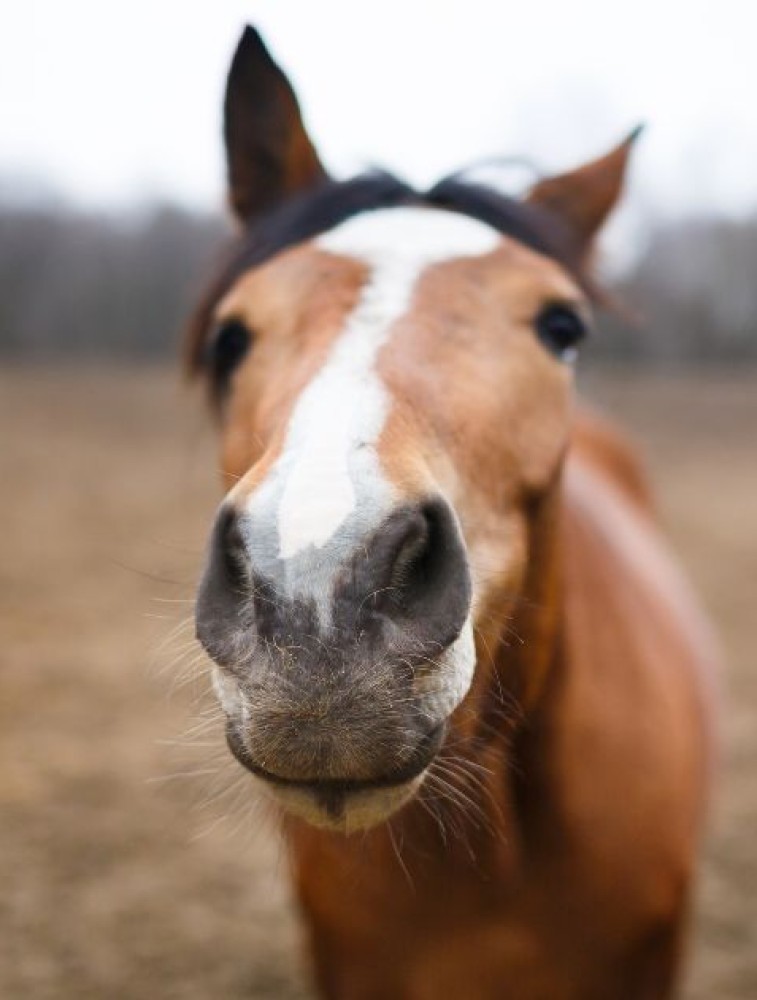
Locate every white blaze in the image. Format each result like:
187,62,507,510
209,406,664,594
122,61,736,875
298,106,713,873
275,254,409,559
271,206,501,560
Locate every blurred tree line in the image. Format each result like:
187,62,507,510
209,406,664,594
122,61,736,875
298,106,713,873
596,215,757,364
0,201,227,360
0,199,755,363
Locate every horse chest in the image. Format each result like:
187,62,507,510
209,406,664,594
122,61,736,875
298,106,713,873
295,837,676,1000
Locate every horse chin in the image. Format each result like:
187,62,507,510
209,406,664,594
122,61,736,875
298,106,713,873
223,719,441,833
263,773,427,834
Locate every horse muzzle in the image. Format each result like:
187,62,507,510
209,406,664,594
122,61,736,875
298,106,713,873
195,495,476,830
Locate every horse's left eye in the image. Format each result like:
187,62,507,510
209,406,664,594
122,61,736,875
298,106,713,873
535,304,587,362
206,319,252,386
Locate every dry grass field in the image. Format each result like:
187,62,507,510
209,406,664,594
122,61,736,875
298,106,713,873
1,366,755,999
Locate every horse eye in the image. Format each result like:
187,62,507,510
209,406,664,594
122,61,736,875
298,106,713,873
535,304,587,362
206,320,252,385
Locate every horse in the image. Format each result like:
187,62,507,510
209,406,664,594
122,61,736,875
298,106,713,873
186,26,718,999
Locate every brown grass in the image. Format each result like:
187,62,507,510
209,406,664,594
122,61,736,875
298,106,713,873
1,367,755,999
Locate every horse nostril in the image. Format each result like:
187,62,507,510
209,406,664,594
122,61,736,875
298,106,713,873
389,512,431,588
196,502,251,661
387,508,433,609
368,499,471,647
215,504,250,588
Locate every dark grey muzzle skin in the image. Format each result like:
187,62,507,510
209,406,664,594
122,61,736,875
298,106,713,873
195,497,472,801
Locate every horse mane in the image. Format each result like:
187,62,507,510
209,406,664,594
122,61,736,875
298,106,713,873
185,169,593,376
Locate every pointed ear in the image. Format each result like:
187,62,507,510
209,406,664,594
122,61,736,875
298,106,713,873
526,128,642,255
223,26,328,224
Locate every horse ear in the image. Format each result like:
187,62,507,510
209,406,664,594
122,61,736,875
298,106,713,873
223,26,329,224
526,127,642,253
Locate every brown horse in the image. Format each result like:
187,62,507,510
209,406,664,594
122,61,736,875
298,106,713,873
187,27,718,999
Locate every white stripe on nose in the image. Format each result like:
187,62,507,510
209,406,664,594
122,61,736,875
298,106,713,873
275,253,410,559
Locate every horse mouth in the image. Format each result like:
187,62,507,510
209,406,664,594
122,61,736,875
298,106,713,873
225,721,446,830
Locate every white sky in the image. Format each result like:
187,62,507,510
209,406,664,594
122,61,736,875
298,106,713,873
0,0,754,231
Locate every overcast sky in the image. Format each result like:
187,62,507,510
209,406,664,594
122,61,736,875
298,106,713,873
1,0,754,232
